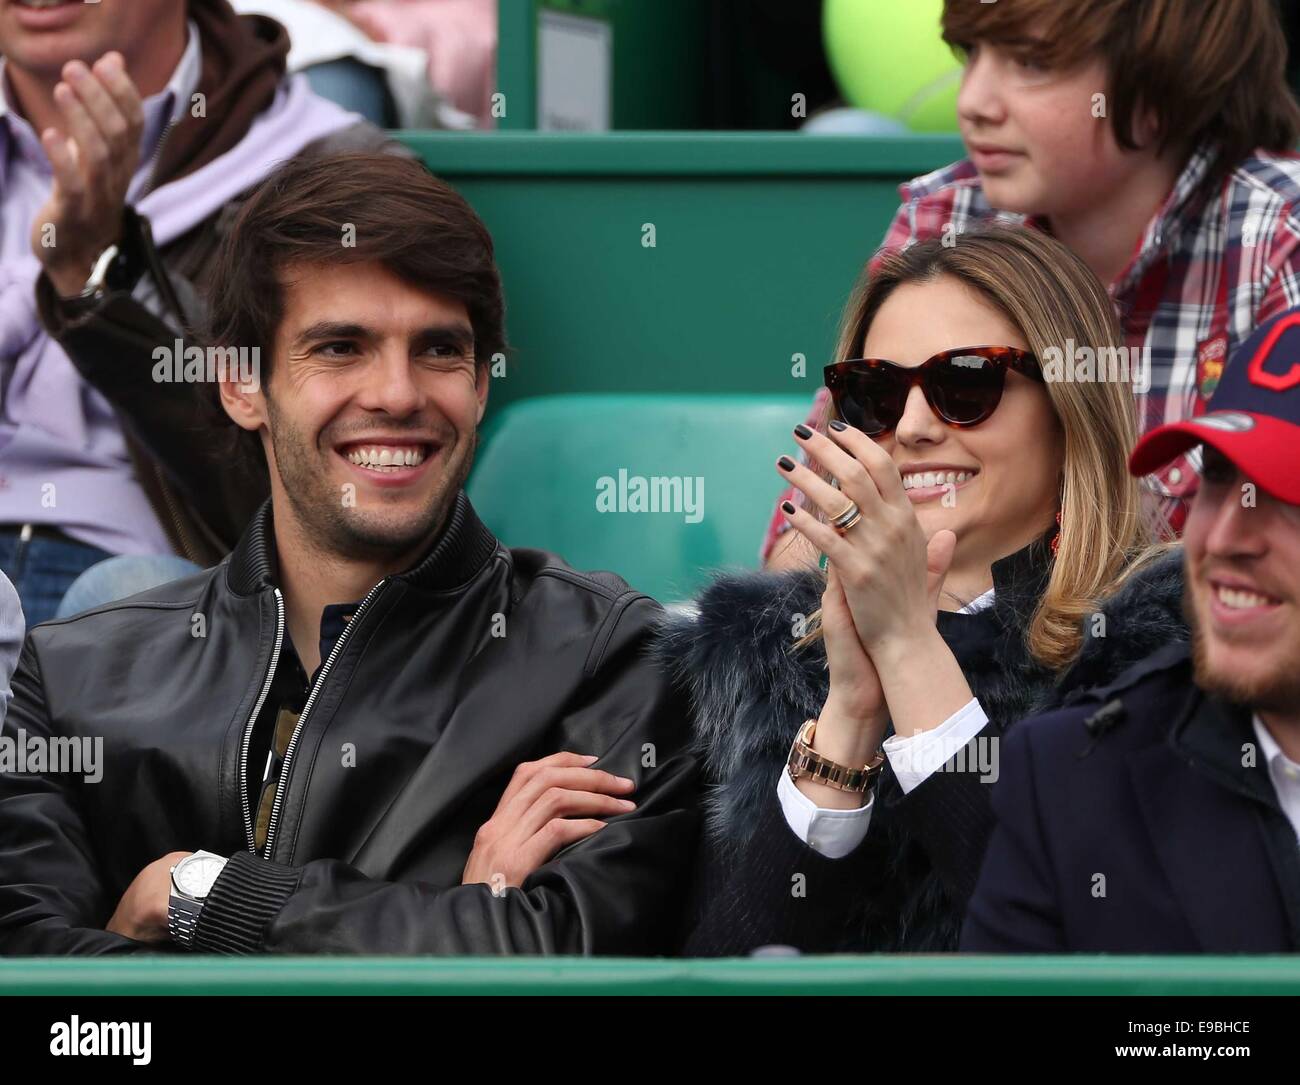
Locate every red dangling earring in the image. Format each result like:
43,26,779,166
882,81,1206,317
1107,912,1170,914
1050,508,1062,558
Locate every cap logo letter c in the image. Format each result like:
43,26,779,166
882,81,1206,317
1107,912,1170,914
1248,312,1300,392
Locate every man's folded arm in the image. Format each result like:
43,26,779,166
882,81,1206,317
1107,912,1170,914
194,731,697,956
0,640,155,955
195,597,700,955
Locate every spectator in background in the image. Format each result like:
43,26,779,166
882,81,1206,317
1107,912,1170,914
0,571,19,727
341,0,498,128
965,309,1300,953
230,0,457,128
0,0,398,625
766,0,1300,567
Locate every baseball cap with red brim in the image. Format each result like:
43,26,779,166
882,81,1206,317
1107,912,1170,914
1129,308,1300,505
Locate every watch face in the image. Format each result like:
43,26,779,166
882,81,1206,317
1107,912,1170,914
174,854,226,898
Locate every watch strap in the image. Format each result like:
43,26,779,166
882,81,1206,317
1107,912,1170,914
786,719,884,793
52,206,151,317
167,892,204,948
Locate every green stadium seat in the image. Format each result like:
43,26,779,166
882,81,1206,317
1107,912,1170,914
467,394,814,602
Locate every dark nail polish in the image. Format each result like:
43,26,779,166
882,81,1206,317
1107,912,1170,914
777,455,796,472
781,501,797,515
793,424,813,439
829,420,848,432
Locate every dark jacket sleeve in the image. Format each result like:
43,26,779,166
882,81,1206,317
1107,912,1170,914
960,720,1066,952
193,602,700,956
0,640,157,956
882,719,1001,906
680,780,894,956
34,211,266,553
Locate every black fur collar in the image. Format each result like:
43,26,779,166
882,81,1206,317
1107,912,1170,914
653,544,1188,846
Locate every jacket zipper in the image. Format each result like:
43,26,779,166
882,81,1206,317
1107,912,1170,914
154,461,200,564
260,578,388,859
239,588,286,854
139,115,178,201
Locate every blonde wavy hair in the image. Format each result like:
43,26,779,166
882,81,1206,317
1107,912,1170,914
806,224,1163,672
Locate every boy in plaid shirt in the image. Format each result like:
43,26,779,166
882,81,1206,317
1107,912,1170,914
766,0,1300,565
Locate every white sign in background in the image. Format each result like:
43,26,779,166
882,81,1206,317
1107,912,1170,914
538,10,613,131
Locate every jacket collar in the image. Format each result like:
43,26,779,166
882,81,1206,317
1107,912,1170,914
1171,685,1281,810
225,490,499,597
983,529,1056,631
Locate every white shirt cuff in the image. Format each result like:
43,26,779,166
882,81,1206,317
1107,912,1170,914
776,767,874,859
883,697,989,794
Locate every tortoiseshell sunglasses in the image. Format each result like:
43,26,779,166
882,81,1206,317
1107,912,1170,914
824,345,1043,437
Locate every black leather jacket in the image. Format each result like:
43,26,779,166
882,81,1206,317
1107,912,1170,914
0,493,698,956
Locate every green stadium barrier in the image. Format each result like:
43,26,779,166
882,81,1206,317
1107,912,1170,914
396,131,963,415
2,956,1299,995
466,393,809,601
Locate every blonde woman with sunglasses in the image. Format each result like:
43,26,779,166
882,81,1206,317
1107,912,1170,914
658,225,1183,954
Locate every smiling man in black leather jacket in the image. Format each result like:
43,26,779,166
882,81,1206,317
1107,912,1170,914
0,151,699,957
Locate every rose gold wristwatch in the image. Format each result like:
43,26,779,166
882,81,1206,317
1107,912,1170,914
786,719,885,793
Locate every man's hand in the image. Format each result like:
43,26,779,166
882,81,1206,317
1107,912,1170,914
462,752,637,892
106,851,190,943
30,52,145,297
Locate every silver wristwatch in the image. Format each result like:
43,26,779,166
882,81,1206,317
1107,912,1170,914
54,243,122,319
168,850,228,948
79,243,122,300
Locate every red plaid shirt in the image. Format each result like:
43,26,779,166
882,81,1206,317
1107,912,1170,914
762,144,1300,561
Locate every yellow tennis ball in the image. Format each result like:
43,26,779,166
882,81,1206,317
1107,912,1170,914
823,0,962,133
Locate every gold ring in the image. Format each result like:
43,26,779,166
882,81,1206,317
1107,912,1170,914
833,510,862,534
830,502,862,534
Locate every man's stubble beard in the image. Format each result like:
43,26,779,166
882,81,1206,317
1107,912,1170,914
1186,589,1300,716
264,394,476,563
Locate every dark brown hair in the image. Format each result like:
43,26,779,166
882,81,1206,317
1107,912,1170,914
205,149,506,378
941,0,1300,194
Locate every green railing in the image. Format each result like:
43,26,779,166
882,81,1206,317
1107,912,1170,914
397,131,963,413
3,956,1298,995
398,131,960,589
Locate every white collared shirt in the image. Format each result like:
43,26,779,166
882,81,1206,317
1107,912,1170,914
1252,715,1300,846
776,590,995,858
